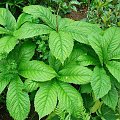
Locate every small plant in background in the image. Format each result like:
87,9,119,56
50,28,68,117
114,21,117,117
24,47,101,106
87,0,120,28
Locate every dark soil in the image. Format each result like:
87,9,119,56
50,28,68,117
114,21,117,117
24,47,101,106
65,7,88,20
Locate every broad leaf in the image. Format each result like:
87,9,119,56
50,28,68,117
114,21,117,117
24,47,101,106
17,41,35,63
35,81,57,119
23,5,57,29
91,66,111,99
18,60,57,82
101,105,117,120
14,22,52,39
49,31,73,63
103,27,120,60
58,66,92,84
88,33,104,65
60,21,102,44
102,86,118,110
0,36,17,58
17,13,33,29
24,79,39,92
0,74,10,94
77,53,99,66
0,8,16,30
106,61,120,83
57,81,85,118
63,47,84,68
6,76,30,120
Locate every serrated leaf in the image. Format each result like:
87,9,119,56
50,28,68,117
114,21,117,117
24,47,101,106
101,105,117,120
17,41,36,63
18,60,57,82
88,33,104,65
23,5,57,29
80,83,92,94
77,53,98,66
60,21,102,44
56,81,84,118
106,61,120,83
8,41,35,64
58,66,92,84
17,13,33,29
0,36,17,57
91,66,111,99
35,81,57,119
0,8,16,30
0,74,10,94
63,47,84,68
24,79,39,92
102,86,118,110
49,31,73,63
103,27,120,60
6,76,30,120
14,22,52,39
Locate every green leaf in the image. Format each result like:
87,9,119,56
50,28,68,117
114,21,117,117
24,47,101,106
0,74,10,94
106,61,120,83
91,66,111,99
35,81,57,119
0,36,17,58
49,31,73,63
6,76,30,120
103,27,120,60
24,79,39,92
63,47,84,68
14,22,52,39
0,8,16,30
23,5,57,29
102,86,118,110
80,83,92,94
0,27,10,34
17,41,35,63
77,53,99,66
58,66,92,84
18,60,57,82
60,21,102,44
56,81,85,118
88,33,104,65
101,105,117,120
17,13,33,29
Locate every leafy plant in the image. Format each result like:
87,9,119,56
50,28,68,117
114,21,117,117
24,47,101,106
0,4,120,120
87,0,120,28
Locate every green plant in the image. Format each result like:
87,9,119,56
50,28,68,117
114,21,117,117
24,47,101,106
0,5,120,120
87,0,120,28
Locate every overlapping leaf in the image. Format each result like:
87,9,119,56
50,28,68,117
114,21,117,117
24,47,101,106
35,81,57,118
6,76,30,120
58,66,92,84
0,8,16,30
49,31,73,63
102,85,118,110
23,5,57,29
91,66,111,99
106,61,120,83
56,81,85,118
18,60,57,82
14,22,52,39
0,36,17,59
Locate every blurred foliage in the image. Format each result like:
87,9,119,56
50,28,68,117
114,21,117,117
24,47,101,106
87,0,120,29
